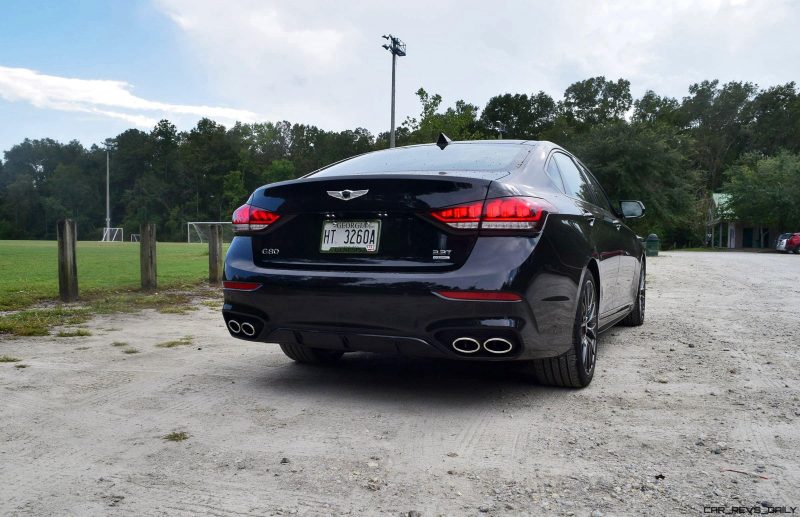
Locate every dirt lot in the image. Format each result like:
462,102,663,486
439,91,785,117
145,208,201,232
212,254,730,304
1,251,799,516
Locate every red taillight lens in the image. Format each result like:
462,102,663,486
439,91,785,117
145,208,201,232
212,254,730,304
232,204,280,233
222,281,261,291
428,197,555,232
429,201,482,229
482,197,547,230
434,290,522,302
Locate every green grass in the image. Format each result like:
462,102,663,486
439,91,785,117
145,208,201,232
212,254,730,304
0,355,21,363
87,292,195,314
0,307,91,336
122,348,139,354
156,336,193,348
0,241,227,311
163,431,189,442
111,341,128,347
56,328,92,337
0,292,201,337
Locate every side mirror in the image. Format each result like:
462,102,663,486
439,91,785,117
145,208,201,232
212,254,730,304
620,200,645,219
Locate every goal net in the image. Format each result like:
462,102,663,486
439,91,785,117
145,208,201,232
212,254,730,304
187,222,234,243
101,227,124,242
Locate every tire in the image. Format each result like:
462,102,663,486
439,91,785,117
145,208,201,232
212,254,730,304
527,271,599,388
620,260,645,326
279,343,344,364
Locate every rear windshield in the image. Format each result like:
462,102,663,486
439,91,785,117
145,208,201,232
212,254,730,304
311,143,530,177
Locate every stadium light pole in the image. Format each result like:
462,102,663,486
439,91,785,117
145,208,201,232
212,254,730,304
382,34,406,148
105,150,111,230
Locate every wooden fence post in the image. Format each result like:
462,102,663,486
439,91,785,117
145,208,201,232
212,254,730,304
140,223,157,291
57,219,79,302
208,224,223,284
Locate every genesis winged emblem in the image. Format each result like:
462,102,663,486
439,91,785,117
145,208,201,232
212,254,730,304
327,189,368,201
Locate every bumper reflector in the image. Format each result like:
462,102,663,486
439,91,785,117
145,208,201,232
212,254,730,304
222,281,261,291
433,290,522,302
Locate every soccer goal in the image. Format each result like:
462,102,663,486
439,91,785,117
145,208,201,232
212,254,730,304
100,227,124,242
187,222,234,243
129,234,140,242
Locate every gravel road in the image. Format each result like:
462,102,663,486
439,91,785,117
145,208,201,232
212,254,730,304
1,251,799,516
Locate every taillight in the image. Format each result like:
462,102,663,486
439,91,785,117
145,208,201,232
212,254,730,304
429,201,482,229
232,204,280,233
482,197,546,230
428,196,555,233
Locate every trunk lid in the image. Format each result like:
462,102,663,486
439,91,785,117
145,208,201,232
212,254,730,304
248,174,498,271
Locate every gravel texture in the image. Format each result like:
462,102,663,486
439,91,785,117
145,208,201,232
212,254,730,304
1,251,799,515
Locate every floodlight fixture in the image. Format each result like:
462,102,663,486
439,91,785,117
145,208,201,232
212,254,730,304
381,34,407,148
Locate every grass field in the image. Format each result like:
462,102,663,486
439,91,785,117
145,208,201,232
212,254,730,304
0,240,227,311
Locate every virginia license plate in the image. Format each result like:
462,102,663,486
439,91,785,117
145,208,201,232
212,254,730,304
320,220,381,253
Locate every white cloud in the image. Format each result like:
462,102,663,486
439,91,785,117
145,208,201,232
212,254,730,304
153,0,800,134
0,65,259,129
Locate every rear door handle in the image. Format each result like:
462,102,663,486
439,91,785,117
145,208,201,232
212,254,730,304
582,212,595,226
613,220,622,231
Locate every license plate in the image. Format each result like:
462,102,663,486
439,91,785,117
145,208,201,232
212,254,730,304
320,220,381,253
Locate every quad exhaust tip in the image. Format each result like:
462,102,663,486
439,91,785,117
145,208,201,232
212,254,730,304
451,336,515,354
240,322,256,337
483,337,514,354
227,319,241,334
452,337,481,354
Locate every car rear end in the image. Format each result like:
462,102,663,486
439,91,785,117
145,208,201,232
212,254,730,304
788,233,800,253
776,233,790,251
222,143,577,361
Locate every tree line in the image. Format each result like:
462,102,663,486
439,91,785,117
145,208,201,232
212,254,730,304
1,76,799,245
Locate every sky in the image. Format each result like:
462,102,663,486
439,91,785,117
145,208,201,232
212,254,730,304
1,0,799,155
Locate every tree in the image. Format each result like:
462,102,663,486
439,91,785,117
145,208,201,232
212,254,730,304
679,80,758,190
47,163,98,222
180,118,238,224
223,170,249,214
402,88,485,143
263,159,296,184
567,121,702,246
480,92,556,139
1,173,38,238
2,77,800,245
748,83,800,155
632,91,680,125
560,77,632,127
724,151,800,231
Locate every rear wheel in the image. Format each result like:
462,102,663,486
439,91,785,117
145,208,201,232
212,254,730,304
279,343,344,364
620,260,645,326
527,272,599,388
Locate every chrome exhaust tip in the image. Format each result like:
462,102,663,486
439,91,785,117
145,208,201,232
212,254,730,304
483,337,514,354
240,322,256,337
227,319,241,334
452,337,481,354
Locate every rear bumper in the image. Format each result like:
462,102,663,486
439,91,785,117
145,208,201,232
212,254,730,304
222,236,579,361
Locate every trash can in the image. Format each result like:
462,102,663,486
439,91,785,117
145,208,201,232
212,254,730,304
645,234,660,257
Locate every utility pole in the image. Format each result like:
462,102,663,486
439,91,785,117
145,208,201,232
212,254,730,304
105,150,110,229
382,34,406,148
